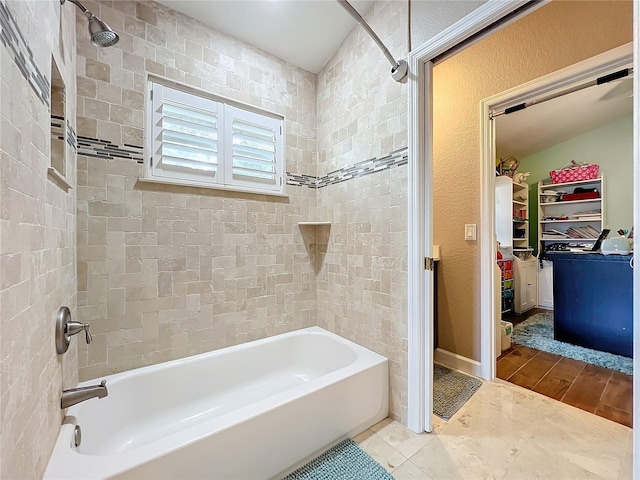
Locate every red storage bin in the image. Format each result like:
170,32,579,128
559,191,600,202
550,162,599,184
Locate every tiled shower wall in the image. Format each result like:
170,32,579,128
75,0,318,379
76,0,411,422
0,1,78,477
316,1,409,422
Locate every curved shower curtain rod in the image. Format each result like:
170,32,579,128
337,0,408,82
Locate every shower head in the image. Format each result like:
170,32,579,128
60,0,119,47
87,15,119,47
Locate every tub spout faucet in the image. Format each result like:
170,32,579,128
61,380,108,409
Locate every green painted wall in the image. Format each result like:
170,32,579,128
518,114,633,254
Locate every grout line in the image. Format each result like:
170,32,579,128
594,371,615,415
529,355,563,392
558,362,588,404
505,346,544,381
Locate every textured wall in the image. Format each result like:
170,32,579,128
317,1,407,176
316,0,409,422
410,0,486,49
432,0,633,360
0,0,78,477
75,0,318,380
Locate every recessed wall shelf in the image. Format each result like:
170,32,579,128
47,167,72,191
298,222,331,226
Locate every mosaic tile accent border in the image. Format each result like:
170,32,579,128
51,115,64,139
0,1,50,107
286,172,318,188
286,147,408,189
67,120,77,151
51,115,77,151
76,137,406,187
77,136,144,163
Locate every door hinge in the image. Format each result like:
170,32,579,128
424,257,434,271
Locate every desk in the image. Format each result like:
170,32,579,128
548,252,633,357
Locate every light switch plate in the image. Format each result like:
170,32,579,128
465,224,477,241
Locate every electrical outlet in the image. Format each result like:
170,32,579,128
465,224,477,241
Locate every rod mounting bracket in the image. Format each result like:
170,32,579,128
391,59,408,82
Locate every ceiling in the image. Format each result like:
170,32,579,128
156,0,374,74
496,76,633,160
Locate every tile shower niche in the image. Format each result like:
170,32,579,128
48,58,71,190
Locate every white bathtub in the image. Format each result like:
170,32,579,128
45,327,388,479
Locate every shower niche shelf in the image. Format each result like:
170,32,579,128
298,222,331,226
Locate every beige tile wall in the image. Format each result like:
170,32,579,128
76,0,410,423
317,1,408,176
75,0,318,379
0,1,78,477
316,1,409,422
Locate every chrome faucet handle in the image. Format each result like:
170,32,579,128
56,307,94,354
84,324,93,344
66,321,93,344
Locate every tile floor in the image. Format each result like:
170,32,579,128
500,308,633,428
355,378,632,479
498,344,633,427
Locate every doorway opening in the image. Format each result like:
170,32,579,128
407,0,638,452
487,45,634,428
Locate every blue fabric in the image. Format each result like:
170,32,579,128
512,312,633,375
281,439,393,480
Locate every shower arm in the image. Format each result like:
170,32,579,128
60,0,93,18
337,0,408,82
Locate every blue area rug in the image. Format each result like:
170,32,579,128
281,439,393,480
433,364,482,420
512,312,633,375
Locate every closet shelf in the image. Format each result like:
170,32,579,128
540,218,602,224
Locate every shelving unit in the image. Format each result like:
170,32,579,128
537,176,604,253
512,181,532,253
498,259,514,313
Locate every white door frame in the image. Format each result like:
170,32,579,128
407,10,639,476
407,0,536,434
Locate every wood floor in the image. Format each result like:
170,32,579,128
498,309,633,428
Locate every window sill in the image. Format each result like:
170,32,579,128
137,177,289,198
47,168,72,192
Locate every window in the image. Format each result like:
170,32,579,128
147,81,284,194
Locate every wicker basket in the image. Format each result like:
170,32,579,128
549,161,599,184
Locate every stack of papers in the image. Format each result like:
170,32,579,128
565,225,600,239
571,209,601,219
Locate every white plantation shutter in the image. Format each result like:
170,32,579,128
147,81,284,194
225,105,283,192
151,84,222,184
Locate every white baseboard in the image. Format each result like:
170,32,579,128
434,348,484,378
